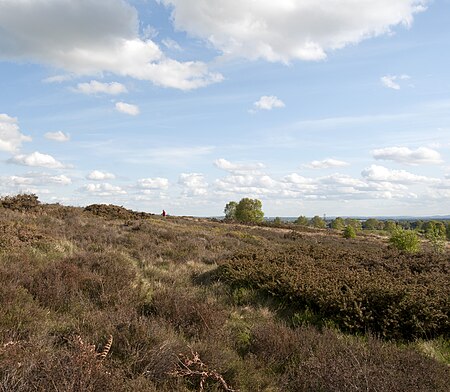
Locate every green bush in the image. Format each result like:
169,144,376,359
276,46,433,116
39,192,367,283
343,225,356,239
389,228,421,253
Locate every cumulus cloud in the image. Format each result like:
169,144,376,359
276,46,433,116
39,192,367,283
82,183,126,196
215,174,281,196
380,74,411,90
44,131,70,142
8,152,66,169
86,170,116,181
214,158,265,174
162,0,427,63
6,173,72,186
0,0,222,90
0,113,32,152
304,158,349,169
179,173,208,196
137,177,169,190
74,80,127,95
252,95,285,111
115,102,140,116
372,146,443,165
361,164,439,184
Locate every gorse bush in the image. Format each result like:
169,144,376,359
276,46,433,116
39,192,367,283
343,225,356,239
389,227,421,253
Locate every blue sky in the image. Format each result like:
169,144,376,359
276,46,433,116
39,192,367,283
1,0,449,217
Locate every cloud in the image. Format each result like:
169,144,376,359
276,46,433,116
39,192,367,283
6,173,72,186
8,151,66,169
137,177,169,190
44,131,70,142
0,0,222,90
215,174,281,196
86,170,116,181
214,158,265,174
115,102,140,116
253,95,285,111
381,74,411,90
162,0,427,63
74,80,127,95
162,38,182,51
361,164,439,184
82,183,126,196
43,74,74,83
0,113,32,152
304,158,349,169
179,173,208,196
372,146,443,165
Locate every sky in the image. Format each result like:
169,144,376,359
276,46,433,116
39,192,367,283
1,0,450,217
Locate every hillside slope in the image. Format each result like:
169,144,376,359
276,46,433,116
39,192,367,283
1,199,449,391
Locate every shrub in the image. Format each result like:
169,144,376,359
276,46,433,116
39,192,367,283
425,222,447,254
389,228,421,253
343,225,356,239
0,194,40,211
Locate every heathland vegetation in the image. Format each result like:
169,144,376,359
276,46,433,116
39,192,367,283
0,195,449,391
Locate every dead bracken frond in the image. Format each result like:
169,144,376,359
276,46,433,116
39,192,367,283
169,348,237,392
75,334,113,361
97,335,113,360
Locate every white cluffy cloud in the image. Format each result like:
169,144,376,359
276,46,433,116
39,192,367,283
0,114,32,152
5,173,72,186
372,146,442,165
253,96,285,111
380,74,411,90
74,80,127,95
304,159,349,169
0,0,222,90
361,165,439,184
137,177,169,190
82,183,126,196
8,152,66,169
162,0,427,63
87,170,116,181
179,173,208,196
115,102,140,116
44,131,70,142
214,158,265,174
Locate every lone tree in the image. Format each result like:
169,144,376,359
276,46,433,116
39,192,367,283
226,198,264,224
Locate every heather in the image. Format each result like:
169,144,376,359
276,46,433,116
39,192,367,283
0,197,448,391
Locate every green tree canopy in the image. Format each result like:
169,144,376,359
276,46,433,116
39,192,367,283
310,215,326,229
233,198,264,224
331,217,345,230
345,218,362,231
294,215,309,226
224,201,237,220
362,218,382,230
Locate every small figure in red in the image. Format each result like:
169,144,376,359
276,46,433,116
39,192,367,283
162,209,166,217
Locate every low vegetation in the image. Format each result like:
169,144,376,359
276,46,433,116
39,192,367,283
0,195,448,391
